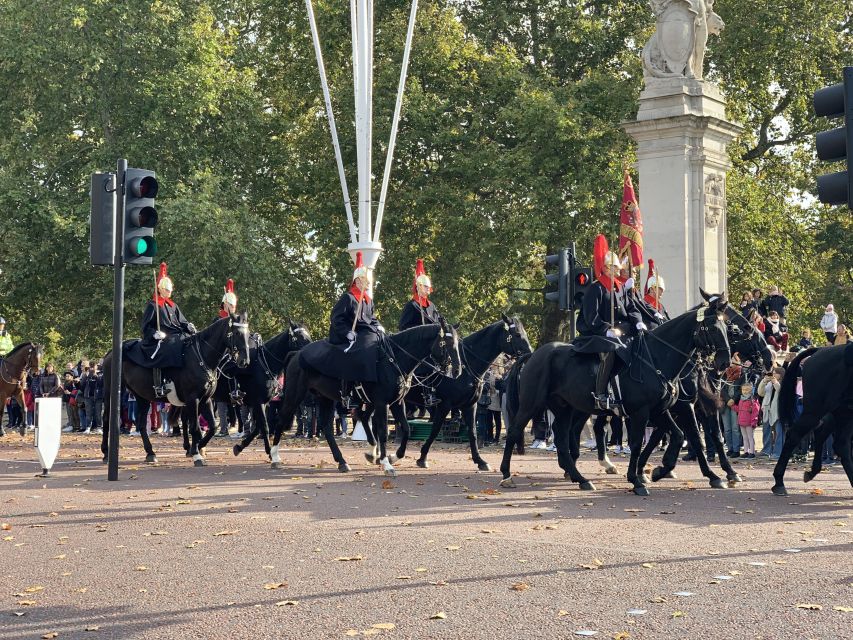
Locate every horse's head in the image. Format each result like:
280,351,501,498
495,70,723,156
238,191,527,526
432,318,462,379
228,312,251,368
27,343,43,371
500,313,532,358
696,290,731,372
288,320,312,349
722,303,773,374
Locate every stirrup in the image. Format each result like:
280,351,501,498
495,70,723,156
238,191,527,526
423,389,439,407
229,390,246,406
154,385,168,399
593,392,622,415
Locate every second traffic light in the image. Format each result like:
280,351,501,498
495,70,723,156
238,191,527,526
545,249,570,310
124,168,159,265
814,67,853,209
571,266,592,309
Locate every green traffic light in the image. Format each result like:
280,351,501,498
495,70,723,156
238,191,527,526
133,238,148,256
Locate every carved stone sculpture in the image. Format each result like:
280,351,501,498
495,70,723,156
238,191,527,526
642,0,724,80
704,174,725,229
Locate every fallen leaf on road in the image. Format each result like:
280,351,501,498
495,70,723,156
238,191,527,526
415,567,427,572
372,623,395,630
213,530,239,537
558,610,570,617
624,508,644,513
336,556,363,562
649,596,667,603
671,611,685,619
53,555,66,560
85,626,100,631
481,529,497,534
17,600,37,606
145,531,169,536
345,631,359,637
381,480,395,489
446,546,460,551
74,588,88,593
810,488,825,495
42,634,58,639
1,523,11,530
429,580,448,586
24,586,44,593
614,633,631,640
482,488,500,495
275,600,298,606
396,576,412,580
511,582,530,592
580,558,603,570
574,631,597,637
796,604,822,610
832,606,853,613
264,582,287,590
430,612,447,620
641,563,656,569
134,566,148,572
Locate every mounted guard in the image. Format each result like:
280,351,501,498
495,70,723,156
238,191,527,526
124,262,197,397
299,251,385,396
643,259,670,321
398,259,442,330
217,278,244,405
574,235,646,413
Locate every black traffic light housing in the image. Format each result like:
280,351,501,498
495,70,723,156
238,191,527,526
90,173,115,266
571,266,592,309
544,249,570,310
124,168,159,265
814,67,853,209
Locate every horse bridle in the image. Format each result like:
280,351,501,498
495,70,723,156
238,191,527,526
722,305,768,376
0,345,39,386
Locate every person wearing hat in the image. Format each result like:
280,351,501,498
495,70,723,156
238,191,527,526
642,259,670,322
219,278,238,319
214,277,243,430
399,259,442,330
139,262,197,397
574,235,645,413
0,317,14,357
820,303,838,344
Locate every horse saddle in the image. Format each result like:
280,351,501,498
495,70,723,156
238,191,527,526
299,336,379,383
123,337,186,370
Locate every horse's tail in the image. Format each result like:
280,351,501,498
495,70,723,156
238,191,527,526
502,352,532,428
778,347,816,427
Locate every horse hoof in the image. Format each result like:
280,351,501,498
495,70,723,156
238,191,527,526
384,468,397,477
605,466,618,475
339,462,351,473
709,478,725,489
640,474,651,485
193,459,206,467
728,473,742,485
651,467,666,483
499,477,516,489
665,471,677,479
185,451,192,458
232,445,242,457
633,486,650,497
388,454,399,464
580,481,595,491
364,452,378,464
145,454,157,463
271,462,282,470
803,471,815,483
416,459,429,469
478,462,492,472
771,484,788,497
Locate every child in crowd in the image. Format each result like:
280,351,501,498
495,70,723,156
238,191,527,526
835,324,848,345
734,383,761,459
797,328,813,350
764,310,788,351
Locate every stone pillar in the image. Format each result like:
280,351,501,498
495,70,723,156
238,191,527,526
623,79,743,314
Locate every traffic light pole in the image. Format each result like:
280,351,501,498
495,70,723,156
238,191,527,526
107,158,127,482
568,242,577,340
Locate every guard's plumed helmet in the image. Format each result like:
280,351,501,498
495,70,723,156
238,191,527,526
603,251,627,271
222,278,237,306
413,259,431,292
156,262,173,295
352,251,369,282
645,259,665,292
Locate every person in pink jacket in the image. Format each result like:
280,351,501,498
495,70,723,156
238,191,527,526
734,383,761,458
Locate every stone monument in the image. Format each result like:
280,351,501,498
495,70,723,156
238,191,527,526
623,0,743,313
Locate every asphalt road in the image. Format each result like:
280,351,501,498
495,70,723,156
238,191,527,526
1,432,851,640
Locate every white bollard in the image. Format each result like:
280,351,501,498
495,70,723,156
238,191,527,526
34,397,62,477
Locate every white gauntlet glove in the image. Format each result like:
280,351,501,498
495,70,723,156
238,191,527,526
377,324,386,334
187,323,197,334
636,322,648,331
654,313,665,321
153,331,166,341
623,277,634,291
346,331,356,342
606,329,619,339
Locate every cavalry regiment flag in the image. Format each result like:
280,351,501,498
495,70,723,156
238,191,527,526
618,169,643,268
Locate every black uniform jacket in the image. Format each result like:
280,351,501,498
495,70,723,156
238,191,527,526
398,299,442,331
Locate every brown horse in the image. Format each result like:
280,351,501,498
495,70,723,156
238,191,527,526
0,342,42,435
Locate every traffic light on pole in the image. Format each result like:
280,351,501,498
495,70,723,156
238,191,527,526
123,168,159,265
544,249,569,310
89,172,115,266
571,266,592,309
814,67,853,210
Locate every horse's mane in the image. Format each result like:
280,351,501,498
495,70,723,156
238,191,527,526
3,342,35,358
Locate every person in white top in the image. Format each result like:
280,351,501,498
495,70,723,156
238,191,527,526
820,304,838,344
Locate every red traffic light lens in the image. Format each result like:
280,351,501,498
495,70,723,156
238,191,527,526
130,175,159,198
576,273,589,286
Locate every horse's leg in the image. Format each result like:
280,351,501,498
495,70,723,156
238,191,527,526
555,409,595,490
705,411,739,484
499,407,536,488
772,412,821,496
833,418,853,489
637,426,663,482
188,400,205,467
318,397,350,473
181,409,191,454
135,400,157,463
458,404,489,471
650,412,684,483
626,409,651,496
416,403,449,469
389,402,411,465
198,400,217,454
681,409,723,488
357,405,382,464
255,404,272,458
593,415,617,474
374,405,396,477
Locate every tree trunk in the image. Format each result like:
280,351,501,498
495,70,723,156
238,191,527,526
540,302,569,344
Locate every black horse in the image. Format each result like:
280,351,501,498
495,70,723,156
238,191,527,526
101,313,251,466
270,320,461,474
771,345,853,496
502,294,731,495
628,303,775,487
354,315,532,472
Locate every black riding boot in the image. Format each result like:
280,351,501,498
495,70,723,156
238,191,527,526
594,352,621,413
153,368,167,399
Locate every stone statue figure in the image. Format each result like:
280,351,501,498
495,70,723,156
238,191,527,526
642,0,724,80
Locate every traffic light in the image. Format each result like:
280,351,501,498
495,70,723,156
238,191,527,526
89,173,116,266
814,67,853,209
544,249,569,310
123,168,159,265
571,266,592,309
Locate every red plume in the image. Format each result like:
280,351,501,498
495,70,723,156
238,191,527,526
224,278,235,294
354,251,364,269
157,262,168,285
646,259,655,293
412,259,426,296
592,235,609,282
